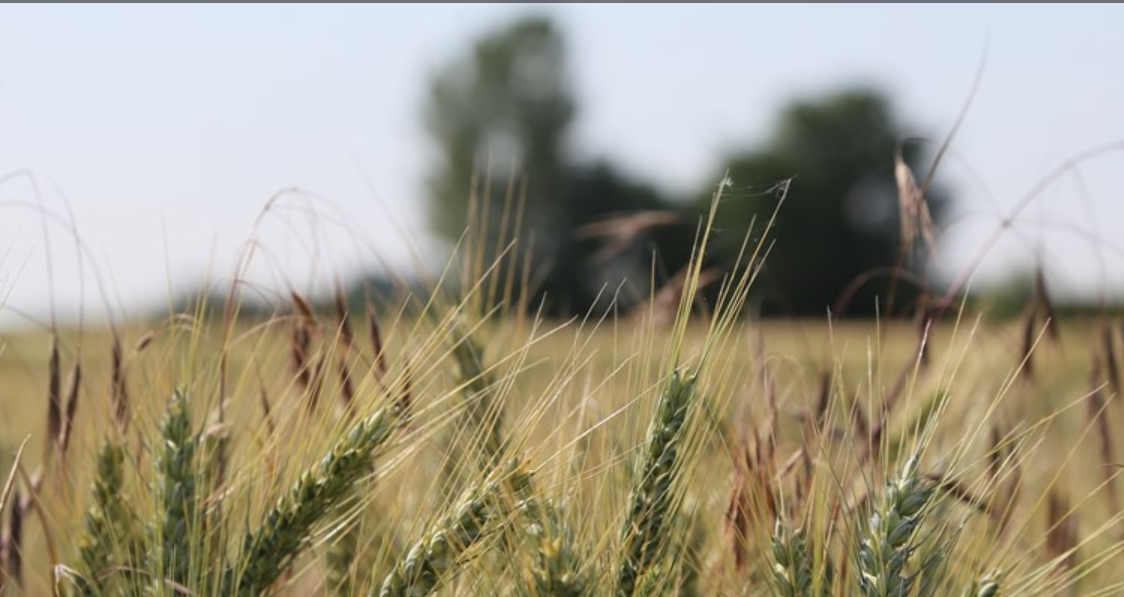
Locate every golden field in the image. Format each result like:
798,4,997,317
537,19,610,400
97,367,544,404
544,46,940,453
0,291,1118,596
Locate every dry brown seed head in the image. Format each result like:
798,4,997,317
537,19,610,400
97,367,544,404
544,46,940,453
1045,490,1078,571
1103,323,1120,396
259,385,276,437
290,291,315,320
1034,267,1060,345
59,361,82,463
290,320,312,390
111,333,131,432
986,425,1003,483
134,329,156,353
1087,358,1119,513
367,301,388,380
337,360,355,407
1019,304,1037,382
45,337,61,466
335,288,355,351
5,485,23,588
724,436,753,572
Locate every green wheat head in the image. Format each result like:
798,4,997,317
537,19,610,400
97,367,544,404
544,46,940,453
771,519,832,597
76,439,143,596
376,466,510,597
857,454,934,597
226,402,405,596
152,389,199,591
510,466,585,597
617,370,698,597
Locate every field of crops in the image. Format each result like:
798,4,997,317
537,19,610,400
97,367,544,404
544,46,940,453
0,211,1121,597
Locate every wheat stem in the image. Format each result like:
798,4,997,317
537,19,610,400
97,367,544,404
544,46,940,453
451,326,506,470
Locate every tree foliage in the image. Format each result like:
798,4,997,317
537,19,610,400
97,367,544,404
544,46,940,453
702,89,947,316
424,16,947,318
424,17,692,315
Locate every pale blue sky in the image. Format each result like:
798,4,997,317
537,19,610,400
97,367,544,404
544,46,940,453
2,4,1124,326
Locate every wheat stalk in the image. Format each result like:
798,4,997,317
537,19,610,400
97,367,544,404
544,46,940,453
152,389,199,590
451,326,506,470
326,510,361,596
509,467,586,597
617,370,698,597
375,471,505,597
77,439,142,596
771,519,832,597
857,454,934,597
226,401,405,596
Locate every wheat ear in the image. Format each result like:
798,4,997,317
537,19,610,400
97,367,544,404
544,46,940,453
771,519,832,597
226,402,405,596
857,454,933,597
152,389,199,590
509,467,586,597
376,469,507,597
617,371,698,597
76,439,142,596
963,572,1000,597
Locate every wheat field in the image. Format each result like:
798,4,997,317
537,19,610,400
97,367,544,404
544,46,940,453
0,193,1121,597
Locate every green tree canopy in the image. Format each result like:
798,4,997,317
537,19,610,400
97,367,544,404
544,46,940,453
423,17,946,318
423,16,693,315
702,88,947,316
425,17,574,246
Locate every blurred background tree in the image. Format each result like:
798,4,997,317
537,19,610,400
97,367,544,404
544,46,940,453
698,89,948,317
425,17,573,246
424,16,693,315
425,16,947,318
